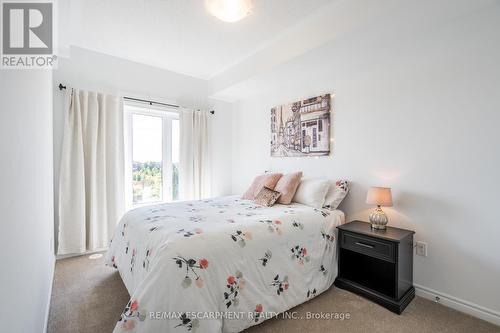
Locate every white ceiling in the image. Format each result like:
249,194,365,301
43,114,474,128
63,0,335,80
60,0,496,102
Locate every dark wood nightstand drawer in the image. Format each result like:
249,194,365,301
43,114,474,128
340,231,395,262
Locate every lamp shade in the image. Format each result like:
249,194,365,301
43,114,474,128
366,187,393,207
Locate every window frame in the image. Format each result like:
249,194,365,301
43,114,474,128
124,102,179,210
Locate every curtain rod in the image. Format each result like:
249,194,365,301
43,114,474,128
58,83,215,114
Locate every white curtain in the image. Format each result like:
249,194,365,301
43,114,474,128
58,89,125,255
179,109,211,200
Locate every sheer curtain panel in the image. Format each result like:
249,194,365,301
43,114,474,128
179,109,211,200
57,89,125,255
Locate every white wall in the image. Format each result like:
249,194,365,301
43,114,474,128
53,47,234,251
209,99,234,197
229,2,500,321
0,70,55,332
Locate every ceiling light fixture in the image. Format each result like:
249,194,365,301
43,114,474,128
205,0,253,23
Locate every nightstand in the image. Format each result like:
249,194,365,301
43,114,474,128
335,220,415,314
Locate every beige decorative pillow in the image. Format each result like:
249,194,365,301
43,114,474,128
254,187,281,207
242,173,283,200
274,171,303,204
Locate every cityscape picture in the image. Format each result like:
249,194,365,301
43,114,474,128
271,93,331,157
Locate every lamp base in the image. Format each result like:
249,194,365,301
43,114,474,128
371,224,387,230
369,207,388,230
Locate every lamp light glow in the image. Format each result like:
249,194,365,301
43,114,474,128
205,0,253,23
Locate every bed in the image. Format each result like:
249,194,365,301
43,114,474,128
105,195,344,332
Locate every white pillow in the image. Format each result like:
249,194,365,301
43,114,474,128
292,178,330,208
323,180,349,209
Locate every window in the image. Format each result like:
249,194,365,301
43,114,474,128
124,103,180,208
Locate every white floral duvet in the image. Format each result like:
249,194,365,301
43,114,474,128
105,196,344,333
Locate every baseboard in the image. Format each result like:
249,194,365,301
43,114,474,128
415,284,500,327
44,255,56,333
56,248,108,260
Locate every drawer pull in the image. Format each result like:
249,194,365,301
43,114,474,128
355,241,374,249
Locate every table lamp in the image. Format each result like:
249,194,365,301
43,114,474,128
366,187,393,230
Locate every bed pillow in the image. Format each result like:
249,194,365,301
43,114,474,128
254,187,281,207
323,180,350,210
242,173,283,200
292,178,330,208
274,171,303,204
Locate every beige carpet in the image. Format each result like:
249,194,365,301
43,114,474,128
48,254,500,333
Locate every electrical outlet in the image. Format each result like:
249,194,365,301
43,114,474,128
416,241,427,257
